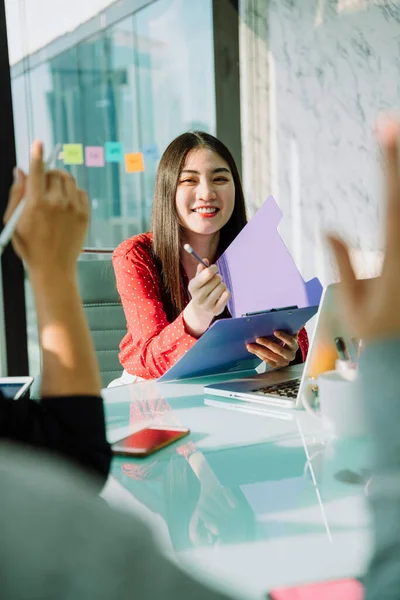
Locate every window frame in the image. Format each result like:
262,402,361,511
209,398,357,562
0,0,29,375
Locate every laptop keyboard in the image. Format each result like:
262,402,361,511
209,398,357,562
251,378,301,399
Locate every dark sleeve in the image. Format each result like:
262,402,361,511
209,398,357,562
0,393,111,488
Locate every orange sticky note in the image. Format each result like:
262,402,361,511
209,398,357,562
125,152,145,173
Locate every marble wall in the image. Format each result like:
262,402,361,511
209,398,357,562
240,0,400,286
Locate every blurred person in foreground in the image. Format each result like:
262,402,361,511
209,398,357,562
328,116,400,600
1,141,111,487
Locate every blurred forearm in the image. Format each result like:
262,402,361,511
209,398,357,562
30,269,101,397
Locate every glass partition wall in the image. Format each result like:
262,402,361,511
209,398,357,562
8,0,216,248
2,0,228,377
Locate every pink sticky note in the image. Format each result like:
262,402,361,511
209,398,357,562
85,146,105,167
269,578,363,599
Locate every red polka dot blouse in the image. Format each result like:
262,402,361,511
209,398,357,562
113,232,309,379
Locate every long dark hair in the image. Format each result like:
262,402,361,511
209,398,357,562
152,131,247,316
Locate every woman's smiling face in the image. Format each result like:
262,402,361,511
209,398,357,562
175,148,235,237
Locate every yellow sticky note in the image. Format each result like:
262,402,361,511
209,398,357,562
125,152,145,173
63,144,84,165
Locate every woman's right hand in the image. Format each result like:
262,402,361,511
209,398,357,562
183,262,230,337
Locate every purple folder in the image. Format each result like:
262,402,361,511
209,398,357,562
217,196,322,317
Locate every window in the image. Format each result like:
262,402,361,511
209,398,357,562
9,0,216,250
5,0,216,376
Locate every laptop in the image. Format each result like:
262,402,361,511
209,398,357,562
204,282,359,409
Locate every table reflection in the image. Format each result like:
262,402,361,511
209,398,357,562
108,392,372,552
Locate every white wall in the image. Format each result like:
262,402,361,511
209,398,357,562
240,0,400,286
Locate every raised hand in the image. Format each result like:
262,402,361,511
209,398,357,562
328,118,400,341
4,140,89,278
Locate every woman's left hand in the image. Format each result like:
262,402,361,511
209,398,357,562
246,330,299,369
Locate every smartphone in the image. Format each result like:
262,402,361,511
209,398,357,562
111,425,190,457
268,578,363,600
0,376,34,400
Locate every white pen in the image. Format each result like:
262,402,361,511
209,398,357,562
183,243,209,268
0,143,61,256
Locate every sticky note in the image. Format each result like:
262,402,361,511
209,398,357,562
143,144,159,162
63,144,84,165
125,152,145,173
85,146,105,167
105,142,123,163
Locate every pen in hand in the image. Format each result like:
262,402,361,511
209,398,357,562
183,243,210,268
0,143,61,256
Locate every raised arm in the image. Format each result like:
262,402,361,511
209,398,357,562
2,141,110,482
6,142,100,396
328,118,400,599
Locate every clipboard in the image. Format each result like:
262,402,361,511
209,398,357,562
159,304,318,382
217,197,323,318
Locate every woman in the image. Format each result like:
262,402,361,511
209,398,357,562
113,131,308,380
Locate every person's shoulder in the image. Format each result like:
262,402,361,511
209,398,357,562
112,233,160,278
113,232,154,265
